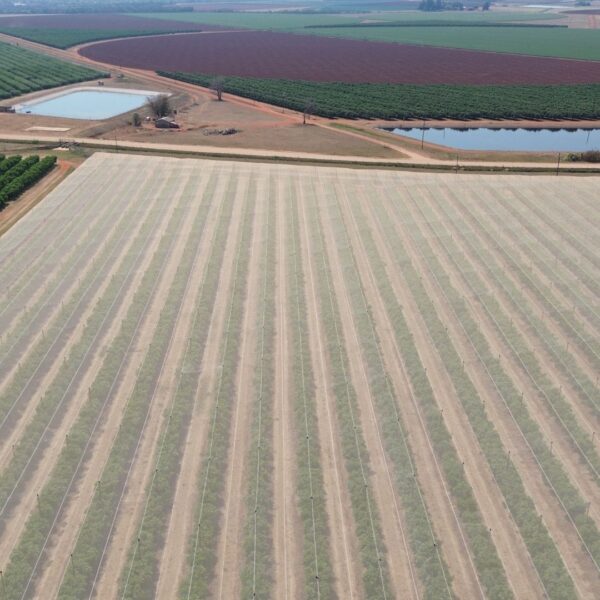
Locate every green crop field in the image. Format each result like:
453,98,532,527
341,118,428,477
0,42,104,99
142,9,560,29
306,25,600,61
0,152,597,600
137,9,600,61
161,72,600,121
0,27,198,49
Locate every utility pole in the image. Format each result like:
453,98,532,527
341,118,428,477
556,152,561,176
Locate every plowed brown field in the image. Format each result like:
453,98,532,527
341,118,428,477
79,30,600,84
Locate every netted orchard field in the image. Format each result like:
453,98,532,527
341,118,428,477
0,153,598,600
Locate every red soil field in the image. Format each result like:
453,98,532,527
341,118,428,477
80,30,600,84
0,13,209,32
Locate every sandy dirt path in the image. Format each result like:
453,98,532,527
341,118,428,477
0,171,174,571
388,194,600,599
3,131,600,173
148,174,247,600
213,181,263,599
33,171,205,597
345,189,544,598
272,180,303,600
297,180,362,600
317,183,420,600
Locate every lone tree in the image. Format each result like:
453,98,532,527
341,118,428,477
303,98,316,125
146,94,171,118
210,77,226,101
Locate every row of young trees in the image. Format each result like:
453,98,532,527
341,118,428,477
439,192,599,442
181,187,256,599
398,190,598,592
287,189,336,599
56,172,208,600
0,155,56,209
0,166,150,401
343,191,514,599
492,198,600,372
241,190,277,598
304,187,393,599
160,72,600,121
375,191,579,598
501,195,600,310
419,196,600,483
0,170,178,599
0,41,102,99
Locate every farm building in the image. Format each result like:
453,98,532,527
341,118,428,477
155,116,179,129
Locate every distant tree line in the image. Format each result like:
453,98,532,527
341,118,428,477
419,0,491,10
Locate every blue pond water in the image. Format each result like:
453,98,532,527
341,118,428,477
16,89,158,120
388,127,600,152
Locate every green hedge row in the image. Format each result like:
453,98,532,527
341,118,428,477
0,155,39,190
1,171,176,599
0,156,55,209
0,41,104,100
160,72,600,121
0,155,22,176
438,192,600,440
388,190,591,595
181,188,255,599
59,172,213,600
338,192,511,599
306,185,392,599
287,189,336,599
241,190,277,598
